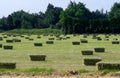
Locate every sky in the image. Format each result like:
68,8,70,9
0,0,120,18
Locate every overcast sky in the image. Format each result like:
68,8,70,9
0,0,119,18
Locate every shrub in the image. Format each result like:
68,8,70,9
94,48,105,52
84,57,102,66
34,43,43,46
72,41,80,45
30,55,46,61
3,45,13,50
97,62,120,70
0,62,16,69
81,50,93,55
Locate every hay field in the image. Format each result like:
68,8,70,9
0,34,120,72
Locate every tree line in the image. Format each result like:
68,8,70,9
0,1,120,34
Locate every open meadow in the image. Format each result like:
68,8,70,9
0,33,120,73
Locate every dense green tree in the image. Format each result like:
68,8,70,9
109,2,120,18
0,2,119,34
44,3,63,28
109,2,120,33
60,1,90,34
21,20,32,29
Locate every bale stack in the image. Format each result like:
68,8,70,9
72,41,80,45
30,55,46,61
81,50,93,55
0,62,16,69
94,48,105,52
84,57,102,66
97,62,120,70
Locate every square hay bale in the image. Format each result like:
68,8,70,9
6,40,14,43
3,45,13,50
13,39,21,42
113,38,118,41
84,57,102,66
0,62,16,69
55,34,60,37
50,34,54,36
20,35,24,38
0,37,3,41
3,36,8,38
13,35,17,37
0,44,2,48
62,38,67,40
83,35,87,38
43,34,48,36
30,55,46,61
104,38,109,41
105,35,109,38
15,39,21,42
56,37,62,40
29,38,34,41
94,48,105,52
37,36,41,39
112,41,120,44
48,38,55,40
34,43,43,46
92,35,97,39
66,36,70,39
80,39,88,43
81,50,93,55
97,62,120,70
97,37,102,41
46,41,54,44
25,37,29,39
72,41,80,45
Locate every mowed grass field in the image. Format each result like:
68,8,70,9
0,33,120,72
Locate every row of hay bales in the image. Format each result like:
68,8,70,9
0,55,46,69
82,48,105,66
0,44,13,50
0,33,120,70
81,47,120,70
34,41,54,47
1,33,120,43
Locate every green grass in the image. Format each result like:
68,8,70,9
0,34,120,72
78,69,90,73
0,68,55,73
24,68,55,73
0,68,20,72
99,69,120,73
4,28,63,34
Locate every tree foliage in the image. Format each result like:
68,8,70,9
0,2,120,34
